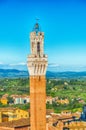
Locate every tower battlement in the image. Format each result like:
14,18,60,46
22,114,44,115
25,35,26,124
30,31,44,37
27,54,47,76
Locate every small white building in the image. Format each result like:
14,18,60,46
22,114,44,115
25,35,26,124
11,95,30,104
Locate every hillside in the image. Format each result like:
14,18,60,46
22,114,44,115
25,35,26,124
0,69,86,79
0,77,86,112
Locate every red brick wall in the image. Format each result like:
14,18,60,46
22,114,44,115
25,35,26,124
30,76,46,130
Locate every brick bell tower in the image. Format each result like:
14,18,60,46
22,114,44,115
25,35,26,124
27,22,48,130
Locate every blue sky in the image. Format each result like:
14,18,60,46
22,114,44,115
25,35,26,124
0,0,86,71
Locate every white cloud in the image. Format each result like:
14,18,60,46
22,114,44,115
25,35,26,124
9,62,26,66
48,63,61,72
48,63,60,67
0,62,4,65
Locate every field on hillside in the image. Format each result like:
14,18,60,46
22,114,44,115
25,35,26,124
0,78,86,112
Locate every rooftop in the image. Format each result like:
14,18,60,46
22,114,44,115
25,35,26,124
0,118,30,128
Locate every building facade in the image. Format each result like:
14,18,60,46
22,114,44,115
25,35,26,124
27,22,48,130
0,108,29,123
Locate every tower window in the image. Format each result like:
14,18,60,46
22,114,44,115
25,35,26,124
37,42,40,55
32,42,34,53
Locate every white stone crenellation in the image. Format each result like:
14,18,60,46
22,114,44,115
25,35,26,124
27,55,48,76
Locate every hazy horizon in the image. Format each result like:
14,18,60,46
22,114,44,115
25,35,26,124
0,63,86,72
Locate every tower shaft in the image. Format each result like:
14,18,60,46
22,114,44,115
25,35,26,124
30,76,46,130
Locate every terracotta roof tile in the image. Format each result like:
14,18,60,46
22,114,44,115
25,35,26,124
0,118,30,128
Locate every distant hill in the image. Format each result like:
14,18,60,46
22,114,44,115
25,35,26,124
0,69,28,78
0,69,86,79
48,71,86,79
